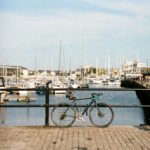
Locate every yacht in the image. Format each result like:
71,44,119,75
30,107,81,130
69,79,79,89
51,80,67,94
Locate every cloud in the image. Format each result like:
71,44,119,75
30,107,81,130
1,8,150,36
0,8,150,69
81,0,150,17
0,10,149,50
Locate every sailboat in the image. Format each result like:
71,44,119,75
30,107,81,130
50,41,68,94
92,58,102,84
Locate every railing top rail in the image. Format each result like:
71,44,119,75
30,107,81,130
0,87,150,91
0,104,150,108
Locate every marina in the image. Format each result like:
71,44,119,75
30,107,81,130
0,59,150,127
1,0,150,149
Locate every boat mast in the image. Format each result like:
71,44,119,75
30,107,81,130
81,31,85,78
50,56,53,72
44,49,47,74
58,40,62,76
96,57,98,77
35,56,37,78
69,55,71,75
62,48,65,76
16,46,19,85
107,53,110,77
2,54,4,77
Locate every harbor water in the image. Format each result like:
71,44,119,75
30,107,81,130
0,89,145,126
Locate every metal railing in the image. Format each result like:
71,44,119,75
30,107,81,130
0,81,150,126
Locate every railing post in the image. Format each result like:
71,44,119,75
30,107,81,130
45,81,51,126
0,93,1,104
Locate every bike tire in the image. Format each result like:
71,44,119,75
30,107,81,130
51,103,76,127
89,103,114,127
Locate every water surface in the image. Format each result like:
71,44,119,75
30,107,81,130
0,90,145,126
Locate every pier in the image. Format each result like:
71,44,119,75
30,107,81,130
0,126,150,150
121,79,150,124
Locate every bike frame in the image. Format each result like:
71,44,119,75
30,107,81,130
70,96,98,116
51,93,114,127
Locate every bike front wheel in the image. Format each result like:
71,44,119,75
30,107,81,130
51,103,76,127
89,103,114,127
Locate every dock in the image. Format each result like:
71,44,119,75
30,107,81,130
2,94,36,102
0,126,149,150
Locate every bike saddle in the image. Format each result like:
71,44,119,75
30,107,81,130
69,96,76,100
91,93,103,97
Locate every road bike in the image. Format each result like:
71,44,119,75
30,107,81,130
51,91,114,127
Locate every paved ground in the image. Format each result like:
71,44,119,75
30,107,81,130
0,126,150,150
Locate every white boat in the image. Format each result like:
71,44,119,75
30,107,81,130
16,84,29,101
0,89,7,104
91,78,102,84
51,80,67,94
108,79,121,86
114,79,121,86
69,79,79,88
15,83,36,101
27,80,36,88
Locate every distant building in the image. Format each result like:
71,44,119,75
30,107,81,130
123,60,150,78
76,65,91,77
0,65,28,77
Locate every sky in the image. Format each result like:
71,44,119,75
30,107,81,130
0,0,150,70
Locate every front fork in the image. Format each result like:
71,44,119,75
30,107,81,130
95,103,104,118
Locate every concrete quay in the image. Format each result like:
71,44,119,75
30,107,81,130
0,126,150,150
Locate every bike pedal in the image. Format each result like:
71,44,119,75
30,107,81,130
76,113,85,122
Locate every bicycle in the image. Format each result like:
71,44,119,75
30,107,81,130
51,91,114,127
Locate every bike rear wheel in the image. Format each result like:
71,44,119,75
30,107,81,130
51,103,76,127
89,103,114,127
